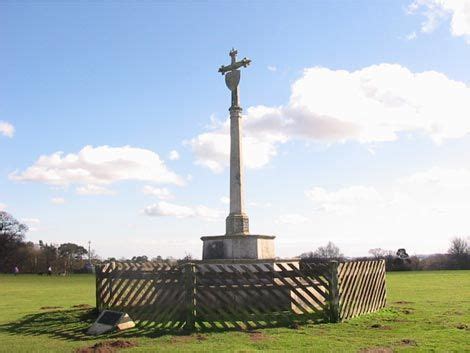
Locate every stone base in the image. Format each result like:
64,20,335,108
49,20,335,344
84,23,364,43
226,213,249,235
201,234,275,260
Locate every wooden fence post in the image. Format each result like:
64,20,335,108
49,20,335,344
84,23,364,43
95,265,101,312
328,261,340,323
184,263,196,331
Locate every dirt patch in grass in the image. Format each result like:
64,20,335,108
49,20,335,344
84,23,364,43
383,318,408,323
393,301,414,305
456,323,468,330
72,304,92,309
359,347,393,353
40,306,63,310
170,334,207,344
247,331,269,342
75,340,137,353
400,308,414,315
170,335,192,344
400,339,417,346
370,323,392,330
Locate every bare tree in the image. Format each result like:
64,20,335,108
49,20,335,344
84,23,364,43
313,242,344,260
448,237,469,256
368,248,393,259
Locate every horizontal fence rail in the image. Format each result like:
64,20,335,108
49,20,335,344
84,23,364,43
95,259,386,330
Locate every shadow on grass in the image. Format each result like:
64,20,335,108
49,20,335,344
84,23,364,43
0,308,100,342
0,308,326,342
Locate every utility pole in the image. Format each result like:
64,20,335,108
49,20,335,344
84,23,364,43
88,241,92,265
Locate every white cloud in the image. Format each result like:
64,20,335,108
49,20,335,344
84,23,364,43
189,64,470,172
219,196,272,207
76,184,115,195
51,197,65,204
0,121,14,138
142,185,173,200
21,218,40,232
186,107,286,173
248,201,273,208
409,0,470,42
298,167,470,255
10,145,185,187
396,167,470,211
143,201,223,220
168,150,180,161
267,65,277,72
277,214,309,225
306,186,382,214
406,31,418,40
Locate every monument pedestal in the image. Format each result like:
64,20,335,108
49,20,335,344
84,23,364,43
201,234,275,260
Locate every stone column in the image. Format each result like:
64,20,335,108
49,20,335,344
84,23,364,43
226,105,249,235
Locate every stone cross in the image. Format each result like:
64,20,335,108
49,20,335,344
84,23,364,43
219,49,251,235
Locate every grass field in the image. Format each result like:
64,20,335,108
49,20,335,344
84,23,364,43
0,271,469,352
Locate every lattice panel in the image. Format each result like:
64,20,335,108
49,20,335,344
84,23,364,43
337,260,386,321
193,262,331,329
96,262,186,329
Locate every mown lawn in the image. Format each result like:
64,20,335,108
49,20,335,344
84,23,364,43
0,271,468,352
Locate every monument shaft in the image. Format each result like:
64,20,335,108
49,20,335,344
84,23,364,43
226,104,249,235
229,106,244,215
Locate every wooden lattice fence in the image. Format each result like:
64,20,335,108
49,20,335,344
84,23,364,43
338,260,387,321
95,259,386,330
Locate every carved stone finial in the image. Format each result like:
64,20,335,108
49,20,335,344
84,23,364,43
229,48,238,63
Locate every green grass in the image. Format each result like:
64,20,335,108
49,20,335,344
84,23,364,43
0,271,469,352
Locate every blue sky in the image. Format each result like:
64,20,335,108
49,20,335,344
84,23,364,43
1,1,470,259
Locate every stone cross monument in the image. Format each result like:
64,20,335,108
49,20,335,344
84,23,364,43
218,48,251,235
201,49,275,260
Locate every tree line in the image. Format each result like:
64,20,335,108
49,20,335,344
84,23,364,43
299,239,470,271
1,210,469,273
0,211,92,274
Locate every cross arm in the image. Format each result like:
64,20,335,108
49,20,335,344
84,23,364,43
218,57,252,75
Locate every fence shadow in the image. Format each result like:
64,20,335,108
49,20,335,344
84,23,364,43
0,308,326,342
0,308,179,341
0,308,97,342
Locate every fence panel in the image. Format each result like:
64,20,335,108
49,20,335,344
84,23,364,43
96,261,186,329
193,262,331,329
337,260,386,321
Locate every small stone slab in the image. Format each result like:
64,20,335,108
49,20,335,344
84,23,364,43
87,310,135,335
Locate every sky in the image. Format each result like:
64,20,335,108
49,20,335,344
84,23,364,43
1,0,470,259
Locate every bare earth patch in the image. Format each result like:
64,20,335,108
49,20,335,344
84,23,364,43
370,323,392,330
400,339,418,346
170,334,207,344
400,308,414,315
247,331,269,342
393,301,414,305
456,323,468,330
72,304,93,309
359,347,393,353
40,306,63,310
75,340,137,353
